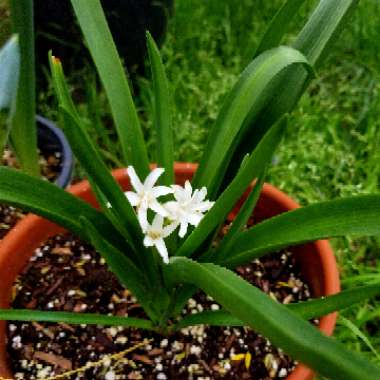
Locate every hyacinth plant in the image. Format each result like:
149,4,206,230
0,0,380,379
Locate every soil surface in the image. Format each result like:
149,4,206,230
0,148,63,239
7,232,313,380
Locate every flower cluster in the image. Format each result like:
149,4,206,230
125,166,214,264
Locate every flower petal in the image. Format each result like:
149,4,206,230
127,166,143,193
163,220,179,237
125,191,140,207
150,199,169,217
143,236,154,247
154,238,169,264
171,184,186,203
164,201,178,214
196,201,214,212
144,167,165,189
138,206,148,232
184,180,193,199
179,221,189,238
151,186,173,198
188,213,203,227
192,187,207,203
152,213,164,230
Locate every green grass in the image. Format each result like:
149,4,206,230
0,0,11,46
1,0,380,373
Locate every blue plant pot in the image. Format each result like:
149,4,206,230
36,115,73,188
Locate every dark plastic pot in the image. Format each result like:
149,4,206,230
34,0,174,85
36,115,73,188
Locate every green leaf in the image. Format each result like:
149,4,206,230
146,31,174,186
0,309,154,330
216,170,267,261
49,53,79,118
86,177,132,240
165,257,380,380
338,316,380,361
9,0,39,176
227,0,357,181
254,0,307,57
288,283,380,320
70,0,149,177
0,167,125,248
81,217,158,322
177,118,286,258
60,108,142,246
222,195,380,268
85,74,115,157
294,0,358,67
192,46,313,196
174,310,243,330
0,35,19,151
50,56,142,250
175,283,380,330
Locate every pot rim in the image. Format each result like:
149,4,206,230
36,115,74,189
0,162,340,380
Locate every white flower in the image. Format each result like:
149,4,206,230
165,180,214,238
125,166,172,232
143,214,177,263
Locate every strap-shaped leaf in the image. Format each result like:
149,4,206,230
192,46,312,196
175,310,243,330
0,309,154,329
177,118,285,258
49,53,79,118
0,167,123,247
146,31,174,186
60,108,143,244
86,177,136,251
254,0,307,57
9,0,39,176
221,195,380,268
227,0,357,181
164,257,380,380
175,283,380,330
82,217,158,322
50,56,142,249
294,0,358,67
288,283,380,320
338,316,380,360
0,35,19,151
70,0,150,178
216,170,267,260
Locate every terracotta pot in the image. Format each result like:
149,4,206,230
0,163,340,379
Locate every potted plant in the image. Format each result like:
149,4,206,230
0,34,72,187
0,0,379,379
0,1,73,240
1,0,73,185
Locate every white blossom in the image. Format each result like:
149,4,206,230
165,180,214,238
125,166,172,231
124,167,214,263
143,214,178,263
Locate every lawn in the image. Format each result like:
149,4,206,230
1,0,380,374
